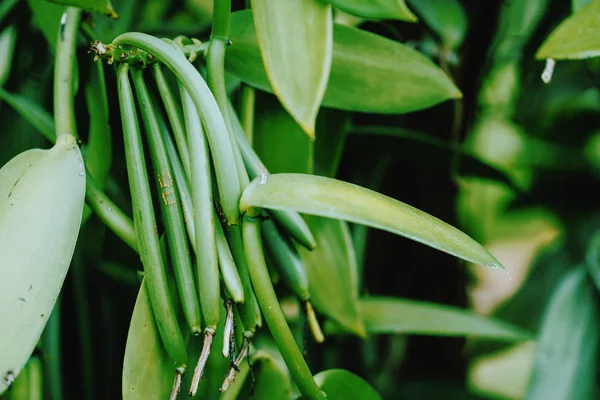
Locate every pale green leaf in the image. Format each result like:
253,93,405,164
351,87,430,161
406,0,467,49
122,280,175,400
240,173,505,271
47,0,118,18
573,0,593,11
314,369,382,400
251,0,333,138
227,10,461,114
526,266,599,400
536,0,600,60
326,297,532,340
324,0,417,22
297,216,366,338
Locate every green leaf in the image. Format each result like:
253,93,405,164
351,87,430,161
47,0,118,18
536,0,600,60
0,88,54,143
313,369,382,400
250,335,295,400
122,280,176,400
251,0,333,138
325,297,532,341
227,10,461,114
297,216,366,338
324,0,417,22
525,266,599,400
0,25,16,88
253,92,313,174
406,0,467,49
123,279,230,400
314,108,350,177
26,0,65,50
240,173,505,271
83,61,112,187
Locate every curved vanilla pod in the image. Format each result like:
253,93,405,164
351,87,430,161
131,68,202,336
261,219,310,301
116,63,187,371
228,101,316,250
0,8,85,395
177,83,220,396
242,214,325,400
152,63,191,177
106,32,242,226
225,224,263,332
162,127,245,304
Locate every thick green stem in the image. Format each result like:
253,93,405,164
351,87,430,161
53,8,81,142
242,215,325,400
207,0,250,189
85,172,138,252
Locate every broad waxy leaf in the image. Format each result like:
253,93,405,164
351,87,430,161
240,173,505,271
324,0,417,22
227,10,461,114
313,369,382,400
407,0,467,49
122,280,174,399
251,0,333,138
0,137,85,395
525,266,599,400
536,0,600,60
297,216,366,337
47,0,118,18
326,297,532,340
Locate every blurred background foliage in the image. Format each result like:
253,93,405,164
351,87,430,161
2,0,600,399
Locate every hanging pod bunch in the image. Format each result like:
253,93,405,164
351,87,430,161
85,3,504,397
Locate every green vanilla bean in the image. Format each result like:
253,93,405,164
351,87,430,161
105,32,242,226
226,224,263,332
261,219,310,301
116,63,187,370
177,82,221,397
242,215,325,400
152,63,191,177
131,68,202,336
162,125,245,304
178,82,220,332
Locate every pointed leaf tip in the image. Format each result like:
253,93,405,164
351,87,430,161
240,173,506,272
